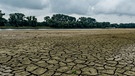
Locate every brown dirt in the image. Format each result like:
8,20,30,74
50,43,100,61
0,29,135,76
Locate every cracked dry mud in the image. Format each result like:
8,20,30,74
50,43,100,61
0,29,135,76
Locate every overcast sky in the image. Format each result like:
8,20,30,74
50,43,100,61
0,0,135,23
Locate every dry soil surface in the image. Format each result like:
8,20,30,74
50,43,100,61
0,29,135,76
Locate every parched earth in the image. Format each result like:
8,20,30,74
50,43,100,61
0,29,135,76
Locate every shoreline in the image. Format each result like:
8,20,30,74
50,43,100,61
0,28,135,31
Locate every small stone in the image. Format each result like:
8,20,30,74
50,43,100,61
54,72,62,75
57,66,69,72
95,63,103,67
106,58,114,61
48,60,58,64
4,69,12,73
82,67,98,75
123,66,132,70
21,58,31,64
96,66,104,70
14,71,30,76
72,64,86,70
106,61,117,64
124,71,135,75
35,61,47,67
74,59,85,64
101,69,115,75
32,68,46,75
41,71,54,76
26,64,38,72
104,65,116,70
59,62,66,66
66,58,73,62
0,56,11,63
131,67,135,71
116,68,125,73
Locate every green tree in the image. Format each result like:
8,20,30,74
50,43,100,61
101,22,110,28
44,16,50,22
43,16,51,26
52,14,76,22
77,17,96,28
9,13,25,27
0,10,5,18
26,16,37,27
0,10,7,26
51,14,76,28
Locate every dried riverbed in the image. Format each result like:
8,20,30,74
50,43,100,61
0,29,135,76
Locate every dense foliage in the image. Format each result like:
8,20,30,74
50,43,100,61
0,10,135,28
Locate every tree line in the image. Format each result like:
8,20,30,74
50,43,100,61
0,10,135,28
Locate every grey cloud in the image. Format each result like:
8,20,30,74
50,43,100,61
49,0,99,15
0,0,49,9
92,0,135,16
48,0,135,16
0,0,135,23
0,0,134,16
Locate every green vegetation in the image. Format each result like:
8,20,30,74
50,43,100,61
0,10,135,29
72,70,77,74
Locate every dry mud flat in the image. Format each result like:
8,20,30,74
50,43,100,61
0,29,135,76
